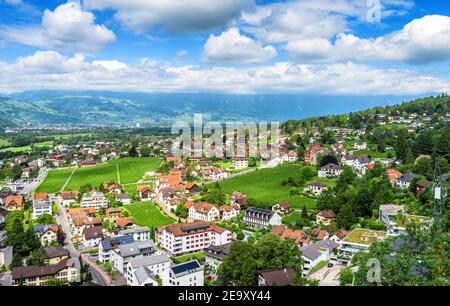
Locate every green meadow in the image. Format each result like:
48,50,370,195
218,164,324,209
35,168,75,193
124,201,175,229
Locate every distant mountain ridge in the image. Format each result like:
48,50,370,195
0,91,427,129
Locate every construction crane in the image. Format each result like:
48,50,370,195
432,156,449,232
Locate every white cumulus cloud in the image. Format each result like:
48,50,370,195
203,28,277,64
0,50,448,95
286,15,450,65
84,0,254,33
0,2,116,53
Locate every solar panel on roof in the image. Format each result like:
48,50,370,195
171,260,201,275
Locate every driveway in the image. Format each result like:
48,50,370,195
309,262,344,286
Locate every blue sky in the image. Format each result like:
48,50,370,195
0,0,450,95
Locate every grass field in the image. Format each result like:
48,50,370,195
123,201,175,229
353,149,395,158
0,139,10,147
218,164,321,209
65,157,161,191
36,168,75,193
172,252,205,264
2,140,54,152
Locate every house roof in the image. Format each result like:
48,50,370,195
416,179,431,188
379,204,404,215
245,207,275,219
321,163,340,170
0,207,9,218
274,201,292,209
129,254,171,269
101,235,134,251
43,246,69,259
34,192,48,200
258,269,295,286
12,258,76,280
191,202,218,214
397,172,419,183
117,240,156,257
115,218,133,228
318,210,336,219
158,221,227,237
170,259,202,277
5,195,24,208
61,190,79,200
333,229,349,240
308,182,327,188
83,226,103,240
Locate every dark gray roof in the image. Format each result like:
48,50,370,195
245,207,275,219
397,172,419,183
117,240,155,257
170,259,202,277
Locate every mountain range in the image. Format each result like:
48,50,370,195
0,91,426,129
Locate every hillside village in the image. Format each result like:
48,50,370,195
0,95,449,286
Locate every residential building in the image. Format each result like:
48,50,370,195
126,254,172,286
329,229,349,243
416,179,431,195
337,228,386,263
83,226,103,249
395,172,419,189
257,269,295,286
311,229,329,240
233,157,248,169
188,202,220,222
379,204,405,226
219,205,240,221
271,202,292,215
156,221,232,256
99,235,134,263
105,208,122,220
60,190,79,207
168,260,204,286
118,226,151,242
32,192,52,219
316,210,336,226
137,185,154,201
386,169,403,183
5,195,24,210
304,182,328,196
43,246,69,265
271,225,311,247
230,192,247,207
301,239,338,276
318,163,342,178
0,246,13,267
243,208,282,229
353,141,367,150
0,207,8,226
304,142,327,165
11,258,81,286
204,243,234,275
117,194,132,205
80,191,109,211
110,240,162,274
102,182,123,195
34,224,59,246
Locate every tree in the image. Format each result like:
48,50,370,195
176,204,188,218
26,248,47,266
236,231,245,240
337,203,357,229
339,267,354,286
11,164,23,180
128,146,138,157
140,146,151,157
35,214,54,225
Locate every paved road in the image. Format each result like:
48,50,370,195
55,200,112,286
16,167,47,196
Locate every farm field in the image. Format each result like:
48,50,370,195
218,164,323,209
36,168,75,193
123,201,175,229
64,157,162,191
